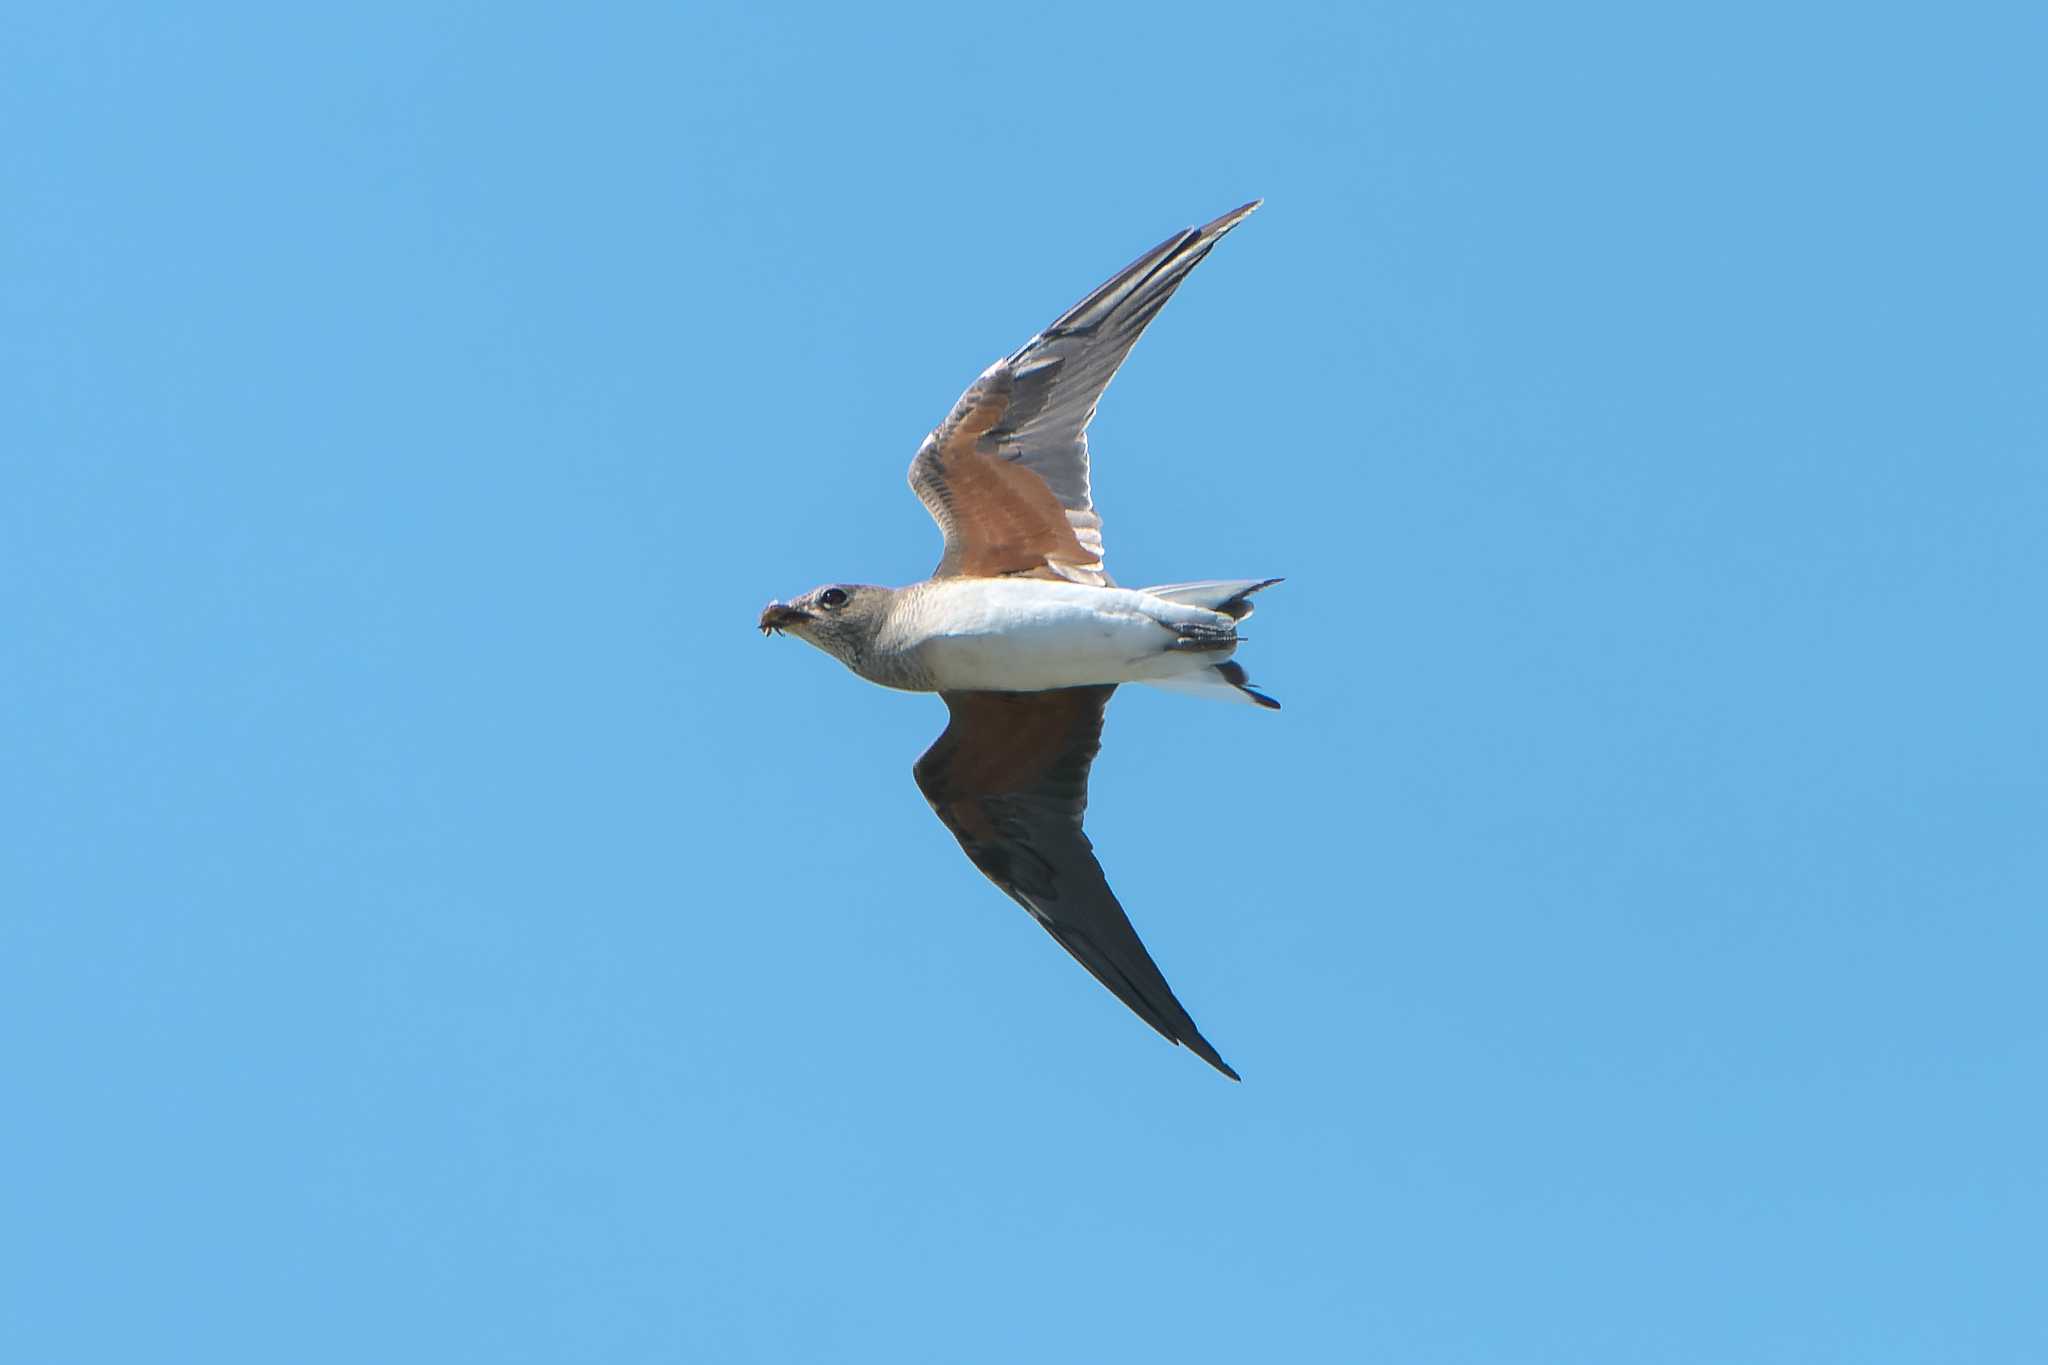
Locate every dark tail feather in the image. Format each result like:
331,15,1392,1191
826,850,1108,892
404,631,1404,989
1213,660,1281,709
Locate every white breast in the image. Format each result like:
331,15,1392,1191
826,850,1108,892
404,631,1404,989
901,579,1231,692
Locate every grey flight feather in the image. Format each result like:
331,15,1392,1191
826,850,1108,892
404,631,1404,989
763,204,1277,1079
908,201,1262,586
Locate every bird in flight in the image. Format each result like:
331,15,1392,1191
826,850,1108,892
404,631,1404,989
759,202,1277,1079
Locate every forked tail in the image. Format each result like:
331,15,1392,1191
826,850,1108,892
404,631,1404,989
1143,577,1282,621
1139,578,1282,708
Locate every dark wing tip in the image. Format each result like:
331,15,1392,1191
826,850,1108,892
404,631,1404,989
1192,1039,1243,1082
917,689,1244,1081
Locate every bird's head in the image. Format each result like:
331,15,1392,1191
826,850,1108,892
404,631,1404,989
757,583,895,670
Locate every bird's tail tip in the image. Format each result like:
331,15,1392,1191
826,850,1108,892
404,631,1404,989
1140,659,1279,709
1143,577,1282,622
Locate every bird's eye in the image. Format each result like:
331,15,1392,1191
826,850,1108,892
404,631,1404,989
819,587,849,609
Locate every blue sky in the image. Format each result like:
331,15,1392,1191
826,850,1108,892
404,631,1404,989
5,2,2044,1360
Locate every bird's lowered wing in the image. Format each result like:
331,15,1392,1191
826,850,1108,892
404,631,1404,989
908,202,1261,586
911,686,1238,1079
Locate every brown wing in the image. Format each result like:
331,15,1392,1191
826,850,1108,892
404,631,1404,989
911,686,1238,1079
908,202,1261,585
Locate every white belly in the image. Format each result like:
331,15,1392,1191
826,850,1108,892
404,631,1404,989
906,579,1232,692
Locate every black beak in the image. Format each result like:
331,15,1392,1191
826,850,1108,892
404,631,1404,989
758,602,808,636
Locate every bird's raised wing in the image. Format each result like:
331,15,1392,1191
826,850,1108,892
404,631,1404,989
912,686,1238,1079
908,202,1260,585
